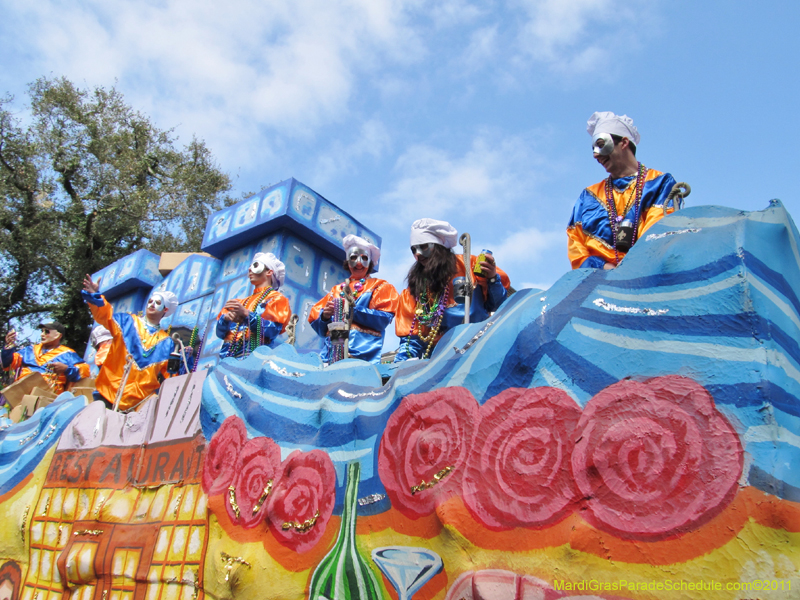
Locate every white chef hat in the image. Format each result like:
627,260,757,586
151,291,179,315
587,111,641,146
410,218,458,249
253,252,286,288
343,235,380,266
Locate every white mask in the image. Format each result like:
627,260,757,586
147,295,165,311
250,260,267,275
592,132,615,157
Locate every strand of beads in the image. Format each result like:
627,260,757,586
330,295,346,363
605,162,647,265
228,288,272,358
352,278,365,298
409,285,449,359
191,326,207,372
140,321,166,358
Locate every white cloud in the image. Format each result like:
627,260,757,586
459,25,499,71
514,0,651,73
2,0,425,169
379,131,547,227
312,119,392,186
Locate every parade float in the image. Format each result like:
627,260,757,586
0,178,798,600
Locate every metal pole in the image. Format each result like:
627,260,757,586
459,233,473,324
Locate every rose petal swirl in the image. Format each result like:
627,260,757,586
202,416,248,496
463,387,581,530
228,436,282,528
571,376,743,539
267,449,336,553
379,387,479,519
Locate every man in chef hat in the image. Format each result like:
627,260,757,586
216,252,291,359
394,218,510,361
567,111,678,270
82,275,180,410
309,234,399,364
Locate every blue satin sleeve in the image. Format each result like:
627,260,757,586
352,292,394,332
580,255,607,269
215,315,229,340
485,279,508,312
394,336,426,362
248,310,283,343
1,348,15,369
81,291,105,307
310,313,330,338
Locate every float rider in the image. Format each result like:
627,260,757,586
309,235,400,364
216,252,291,359
82,275,179,410
2,322,90,395
567,111,678,270
394,218,511,362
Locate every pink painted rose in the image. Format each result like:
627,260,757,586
571,376,743,540
227,436,283,528
378,387,480,519
463,387,581,530
202,416,247,496
267,449,336,553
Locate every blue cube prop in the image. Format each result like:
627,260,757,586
201,178,381,267
86,178,382,371
93,249,162,298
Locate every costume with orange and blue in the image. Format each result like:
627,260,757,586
394,255,510,361
309,277,400,364
82,291,173,410
1,344,90,395
567,168,677,269
216,287,291,359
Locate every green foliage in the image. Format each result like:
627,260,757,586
0,77,234,349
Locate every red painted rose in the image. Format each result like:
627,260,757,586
202,416,248,496
463,387,581,530
378,387,479,519
228,436,283,528
267,449,336,553
571,376,743,540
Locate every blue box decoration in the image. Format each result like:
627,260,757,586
201,178,381,266
92,249,163,298
86,178,381,370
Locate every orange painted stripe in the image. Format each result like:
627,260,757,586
356,486,800,565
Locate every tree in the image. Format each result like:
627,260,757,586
0,77,234,349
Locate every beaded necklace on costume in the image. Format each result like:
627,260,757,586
340,277,367,300
330,295,348,363
188,325,208,372
605,161,647,266
408,282,449,359
228,287,272,358
139,317,169,358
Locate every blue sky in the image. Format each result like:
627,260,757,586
2,0,799,311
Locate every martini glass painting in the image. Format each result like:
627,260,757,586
371,546,443,600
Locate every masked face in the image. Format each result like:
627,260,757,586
250,260,267,275
348,247,370,271
147,295,165,312
592,132,615,157
411,243,435,260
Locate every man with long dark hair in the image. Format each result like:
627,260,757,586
394,218,510,361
